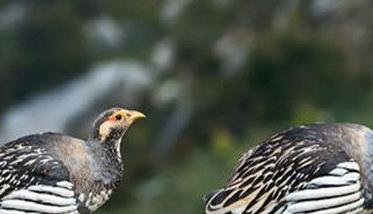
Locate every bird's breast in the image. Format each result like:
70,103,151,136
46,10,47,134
52,139,123,211
78,185,114,211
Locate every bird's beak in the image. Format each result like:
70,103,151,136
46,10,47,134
126,110,146,124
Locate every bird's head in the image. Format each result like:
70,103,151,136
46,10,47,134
90,107,146,143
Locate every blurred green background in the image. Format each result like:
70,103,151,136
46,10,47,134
0,1,373,213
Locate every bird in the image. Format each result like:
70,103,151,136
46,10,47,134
0,107,145,214
205,123,373,214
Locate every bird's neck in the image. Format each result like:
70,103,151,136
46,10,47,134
87,138,124,186
102,138,123,161
76,139,123,211
88,134,123,161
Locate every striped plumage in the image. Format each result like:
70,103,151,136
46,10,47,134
0,107,145,214
205,123,373,214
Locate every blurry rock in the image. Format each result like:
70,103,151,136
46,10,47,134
151,38,175,71
160,0,192,24
85,15,125,50
0,2,26,31
214,30,251,75
152,79,181,107
311,0,369,18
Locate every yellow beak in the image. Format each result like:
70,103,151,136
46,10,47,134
126,110,146,124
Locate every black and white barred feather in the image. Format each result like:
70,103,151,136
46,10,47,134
0,139,79,214
205,123,373,214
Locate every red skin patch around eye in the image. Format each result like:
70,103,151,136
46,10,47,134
107,116,117,122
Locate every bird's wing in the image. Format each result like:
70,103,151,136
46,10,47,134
205,125,366,214
0,136,81,214
282,161,364,214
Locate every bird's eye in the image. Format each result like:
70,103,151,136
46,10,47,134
115,114,122,120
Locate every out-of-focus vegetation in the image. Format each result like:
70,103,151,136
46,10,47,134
1,1,373,213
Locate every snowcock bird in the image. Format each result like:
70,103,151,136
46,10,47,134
0,107,145,213
205,123,373,214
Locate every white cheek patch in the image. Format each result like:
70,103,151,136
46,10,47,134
99,120,114,140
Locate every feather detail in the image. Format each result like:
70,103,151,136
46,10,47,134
205,123,373,214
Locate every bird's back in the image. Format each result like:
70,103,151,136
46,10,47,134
0,132,82,213
205,123,373,214
6,133,89,181
0,132,121,213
